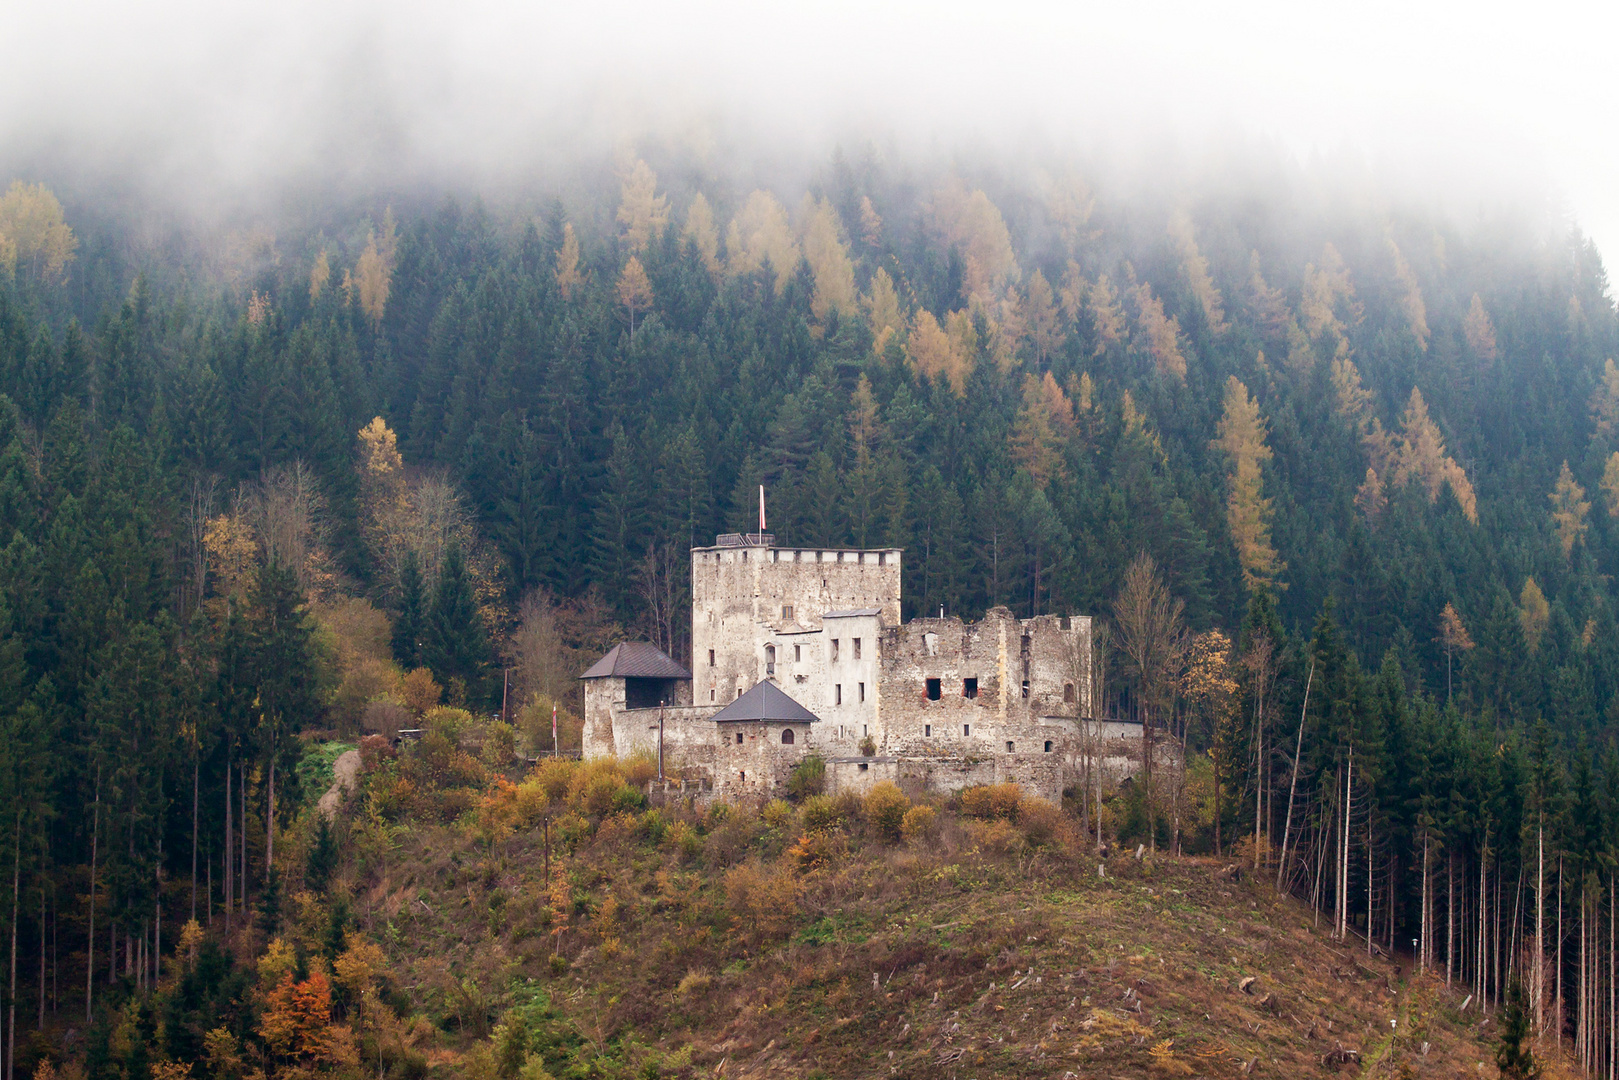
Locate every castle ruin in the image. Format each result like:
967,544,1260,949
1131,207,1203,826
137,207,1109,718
582,533,1145,802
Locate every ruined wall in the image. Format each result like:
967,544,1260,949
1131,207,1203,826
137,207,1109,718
609,705,722,775
691,543,900,710
874,608,1087,754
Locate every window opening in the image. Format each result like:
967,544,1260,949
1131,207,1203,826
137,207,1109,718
708,649,715,667
794,644,801,663
1006,741,1014,753
1064,683,1075,703
925,678,941,700
925,724,931,737
853,638,862,659
963,677,978,699
1021,681,1030,699
1044,740,1053,753
831,639,840,661
858,682,865,702
858,762,869,772
781,729,794,745
710,689,716,702
835,684,842,705
782,604,793,621
963,724,970,736
736,732,743,745
765,645,776,675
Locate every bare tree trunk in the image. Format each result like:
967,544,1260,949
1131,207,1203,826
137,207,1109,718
1537,819,1545,1034
86,766,98,1021
191,754,199,923
241,763,248,917
224,756,232,933
1275,661,1314,892
1447,853,1454,986
9,812,20,1080
37,887,43,1029
267,753,275,875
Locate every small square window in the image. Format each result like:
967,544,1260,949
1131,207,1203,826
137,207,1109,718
1006,741,1014,753
1044,740,1053,753
853,638,862,659
858,762,869,772
832,639,840,662
925,678,941,700
963,678,978,699
782,604,794,621
858,682,865,702
835,684,842,705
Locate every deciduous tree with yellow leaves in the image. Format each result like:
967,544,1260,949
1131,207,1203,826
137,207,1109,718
1009,372,1076,488
727,191,799,293
1549,460,1590,558
1464,293,1497,360
1132,280,1186,380
905,310,973,395
354,208,398,327
1213,376,1282,591
683,194,720,276
925,178,1018,303
0,180,77,283
798,195,857,323
1170,212,1226,334
617,256,654,340
1392,387,1477,522
616,158,668,253
554,223,583,300
1387,239,1430,351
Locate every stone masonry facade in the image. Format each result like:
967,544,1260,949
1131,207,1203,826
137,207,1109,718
583,534,1150,803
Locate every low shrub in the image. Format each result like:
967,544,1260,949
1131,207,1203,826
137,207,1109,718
863,782,910,841
1017,796,1062,846
900,804,937,843
786,829,844,872
664,821,702,863
960,782,1023,822
786,755,826,801
965,817,1025,855
800,795,847,833
761,799,794,831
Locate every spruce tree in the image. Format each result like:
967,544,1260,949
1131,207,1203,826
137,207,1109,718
425,543,491,705
1495,979,1538,1079
393,550,426,669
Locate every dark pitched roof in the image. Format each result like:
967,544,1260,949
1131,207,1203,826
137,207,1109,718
711,680,821,724
579,642,692,680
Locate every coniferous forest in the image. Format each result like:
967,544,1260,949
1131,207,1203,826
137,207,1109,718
2,145,1619,1077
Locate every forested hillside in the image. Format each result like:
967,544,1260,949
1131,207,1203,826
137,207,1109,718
0,147,1616,1078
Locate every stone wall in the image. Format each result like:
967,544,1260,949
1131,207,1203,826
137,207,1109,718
691,543,900,711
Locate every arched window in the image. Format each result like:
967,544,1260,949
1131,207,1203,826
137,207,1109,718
781,728,795,745
766,644,776,675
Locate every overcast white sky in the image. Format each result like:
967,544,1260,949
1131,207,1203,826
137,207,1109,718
6,0,1616,266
